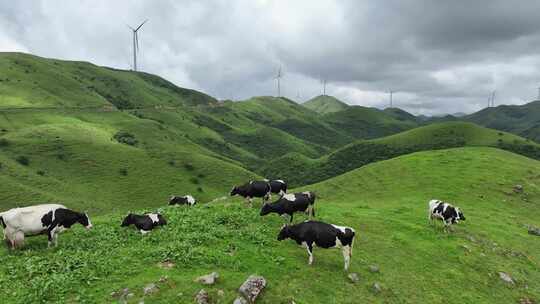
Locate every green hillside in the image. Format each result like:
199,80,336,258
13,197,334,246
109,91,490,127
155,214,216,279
302,95,349,114
1,147,538,303
466,101,540,142
0,52,216,109
263,122,540,186
0,109,258,214
323,106,418,139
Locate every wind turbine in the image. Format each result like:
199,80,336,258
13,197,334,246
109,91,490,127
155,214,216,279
389,90,395,108
275,66,283,97
537,87,540,101
322,78,327,96
128,19,148,71
491,90,496,107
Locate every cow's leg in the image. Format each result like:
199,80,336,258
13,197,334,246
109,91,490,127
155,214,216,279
47,230,54,248
245,197,253,207
342,246,351,271
53,233,59,247
304,242,314,265
140,230,150,235
289,213,294,224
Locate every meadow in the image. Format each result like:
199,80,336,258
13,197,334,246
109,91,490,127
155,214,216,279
0,52,539,303
0,148,538,303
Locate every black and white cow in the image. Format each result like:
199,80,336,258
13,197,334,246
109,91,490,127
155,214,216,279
0,204,92,249
121,213,167,234
169,195,196,206
260,191,316,223
266,179,287,196
428,199,465,229
277,221,355,271
230,180,271,206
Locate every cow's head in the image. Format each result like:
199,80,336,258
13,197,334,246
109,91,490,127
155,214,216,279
230,186,239,196
157,214,167,226
456,208,465,222
259,203,272,216
79,212,93,229
121,214,134,227
277,224,291,241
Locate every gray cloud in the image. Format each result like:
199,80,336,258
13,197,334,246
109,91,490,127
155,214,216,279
1,0,540,115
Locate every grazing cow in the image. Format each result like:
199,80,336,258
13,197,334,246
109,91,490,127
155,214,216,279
260,191,316,223
428,199,465,229
121,213,167,234
169,195,196,206
0,204,92,249
266,179,287,196
230,180,271,206
277,220,355,271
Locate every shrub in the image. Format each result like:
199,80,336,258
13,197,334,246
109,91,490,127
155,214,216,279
0,138,9,147
197,187,204,192
119,168,128,176
37,170,46,176
15,156,29,166
189,177,200,184
183,163,195,171
113,131,138,146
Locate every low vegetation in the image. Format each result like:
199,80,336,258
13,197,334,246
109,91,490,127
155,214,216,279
0,148,538,303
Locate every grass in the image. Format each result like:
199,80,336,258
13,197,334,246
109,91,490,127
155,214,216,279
263,121,540,186
0,147,538,303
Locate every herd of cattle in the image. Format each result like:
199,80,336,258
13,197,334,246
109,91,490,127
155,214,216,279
0,179,465,271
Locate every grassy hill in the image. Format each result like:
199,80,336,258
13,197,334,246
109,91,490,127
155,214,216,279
322,106,418,140
466,101,540,143
263,122,540,186
0,52,216,109
0,147,538,303
302,95,349,114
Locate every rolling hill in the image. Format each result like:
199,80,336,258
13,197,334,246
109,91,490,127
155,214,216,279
302,95,349,114
263,122,540,186
466,100,540,142
0,147,538,303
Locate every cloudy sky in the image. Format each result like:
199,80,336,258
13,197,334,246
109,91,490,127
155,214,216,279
2,1,540,115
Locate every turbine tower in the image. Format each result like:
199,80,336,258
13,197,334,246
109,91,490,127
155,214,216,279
389,90,395,108
128,19,148,71
537,87,540,101
275,66,283,97
322,79,327,96
491,90,496,107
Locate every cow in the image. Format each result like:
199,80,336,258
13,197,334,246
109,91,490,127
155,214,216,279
265,179,287,197
169,195,196,206
230,180,271,206
121,213,167,234
260,191,316,223
277,221,355,271
428,199,465,230
0,204,92,249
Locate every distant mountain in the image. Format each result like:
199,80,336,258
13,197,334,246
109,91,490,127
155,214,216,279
302,95,349,114
465,100,540,142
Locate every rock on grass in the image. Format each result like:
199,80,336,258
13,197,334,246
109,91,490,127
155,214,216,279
195,289,210,304
195,272,219,285
498,272,515,285
238,275,266,303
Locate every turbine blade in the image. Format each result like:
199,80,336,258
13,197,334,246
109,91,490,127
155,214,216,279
135,19,148,31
